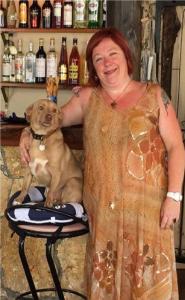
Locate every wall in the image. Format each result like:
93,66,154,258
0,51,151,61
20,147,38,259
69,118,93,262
171,6,185,130
141,1,185,263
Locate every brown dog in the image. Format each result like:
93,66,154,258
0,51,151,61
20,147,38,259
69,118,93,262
15,99,83,207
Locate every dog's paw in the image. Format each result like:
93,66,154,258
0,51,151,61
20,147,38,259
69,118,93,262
44,197,61,207
44,199,54,208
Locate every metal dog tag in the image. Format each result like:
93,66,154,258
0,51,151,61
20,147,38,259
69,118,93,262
39,144,46,151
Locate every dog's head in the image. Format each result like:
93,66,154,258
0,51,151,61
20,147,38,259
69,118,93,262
26,99,63,134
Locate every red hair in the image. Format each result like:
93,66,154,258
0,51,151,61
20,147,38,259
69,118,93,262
86,27,133,86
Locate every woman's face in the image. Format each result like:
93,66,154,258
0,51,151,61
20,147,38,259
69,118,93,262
92,38,129,88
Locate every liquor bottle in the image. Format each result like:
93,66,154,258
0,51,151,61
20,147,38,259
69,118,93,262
73,0,88,29
102,0,106,28
53,0,62,28
19,0,29,28
9,33,17,82
88,0,99,28
80,42,89,85
25,41,36,83
63,0,73,28
0,0,6,28
30,0,41,28
2,33,10,82
35,38,46,83
58,37,68,85
7,0,17,28
42,0,53,28
15,39,25,82
68,38,80,86
46,38,57,78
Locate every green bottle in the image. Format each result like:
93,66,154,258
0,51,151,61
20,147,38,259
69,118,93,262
73,0,88,28
88,0,99,28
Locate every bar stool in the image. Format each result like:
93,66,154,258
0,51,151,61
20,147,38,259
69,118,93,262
5,192,89,300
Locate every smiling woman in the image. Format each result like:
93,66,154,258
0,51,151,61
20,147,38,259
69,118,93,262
86,27,133,87
19,27,185,300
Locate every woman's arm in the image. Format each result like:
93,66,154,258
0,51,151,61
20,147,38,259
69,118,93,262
61,86,92,127
158,87,185,229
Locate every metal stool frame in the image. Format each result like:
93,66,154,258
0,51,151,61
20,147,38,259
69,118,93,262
5,204,89,300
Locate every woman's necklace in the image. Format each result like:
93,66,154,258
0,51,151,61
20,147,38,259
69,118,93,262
102,79,132,108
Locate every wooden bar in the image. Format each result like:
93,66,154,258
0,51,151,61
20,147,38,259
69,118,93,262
0,28,98,33
0,124,83,149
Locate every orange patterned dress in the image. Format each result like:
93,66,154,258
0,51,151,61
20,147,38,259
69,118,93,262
83,84,178,300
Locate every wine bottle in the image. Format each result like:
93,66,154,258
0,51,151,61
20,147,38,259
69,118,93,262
63,0,73,28
15,39,25,82
19,0,29,28
9,33,17,82
2,33,10,82
0,0,6,28
35,38,46,83
25,41,36,83
68,38,80,86
7,0,17,28
53,0,62,28
88,0,99,29
58,37,68,85
42,0,53,29
80,42,89,85
73,0,88,29
102,0,107,28
30,0,41,28
46,38,57,78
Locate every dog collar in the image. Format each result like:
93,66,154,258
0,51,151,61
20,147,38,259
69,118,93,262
30,128,46,151
30,128,45,141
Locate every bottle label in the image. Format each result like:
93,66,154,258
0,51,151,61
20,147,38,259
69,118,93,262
69,63,79,80
2,62,10,79
43,8,51,27
25,57,35,82
59,64,67,81
88,0,98,22
89,0,98,12
30,10,39,27
43,8,51,18
64,4,72,26
75,0,86,22
10,55,16,81
36,58,46,77
0,10,5,27
54,3,62,17
15,58,24,75
47,57,57,77
19,3,27,24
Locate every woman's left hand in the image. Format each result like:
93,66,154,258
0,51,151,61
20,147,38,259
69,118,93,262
160,197,181,229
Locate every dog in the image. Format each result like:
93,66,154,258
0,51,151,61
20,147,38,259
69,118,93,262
15,99,83,207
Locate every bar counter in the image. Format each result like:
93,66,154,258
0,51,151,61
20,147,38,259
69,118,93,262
0,123,83,149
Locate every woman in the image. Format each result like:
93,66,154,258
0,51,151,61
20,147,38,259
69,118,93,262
20,28,185,299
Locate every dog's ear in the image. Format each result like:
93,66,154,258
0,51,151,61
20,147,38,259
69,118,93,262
25,104,34,122
58,109,64,127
